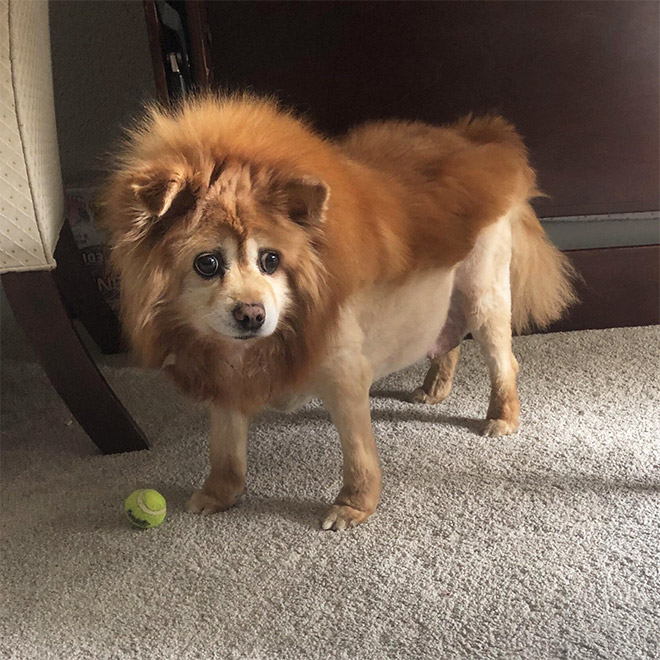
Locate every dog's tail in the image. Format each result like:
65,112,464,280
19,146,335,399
454,113,578,332
510,203,578,334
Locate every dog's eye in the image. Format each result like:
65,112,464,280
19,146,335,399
259,251,280,275
193,252,222,278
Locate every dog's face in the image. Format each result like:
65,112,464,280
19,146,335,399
178,223,292,342
116,159,330,352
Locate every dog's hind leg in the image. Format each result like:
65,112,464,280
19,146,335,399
448,214,520,436
410,288,467,405
472,315,520,437
465,219,520,437
410,345,461,404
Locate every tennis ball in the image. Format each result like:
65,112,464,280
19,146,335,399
124,489,166,529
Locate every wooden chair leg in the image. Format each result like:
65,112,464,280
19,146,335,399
2,270,149,454
52,220,123,354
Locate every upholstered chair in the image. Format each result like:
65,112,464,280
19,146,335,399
1,0,147,453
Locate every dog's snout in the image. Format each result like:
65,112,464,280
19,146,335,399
232,302,266,331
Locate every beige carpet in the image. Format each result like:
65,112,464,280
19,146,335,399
1,326,659,659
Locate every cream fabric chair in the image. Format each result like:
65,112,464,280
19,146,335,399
1,0,147,453
0,0,62,273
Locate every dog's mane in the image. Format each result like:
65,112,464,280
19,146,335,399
101,94,377,411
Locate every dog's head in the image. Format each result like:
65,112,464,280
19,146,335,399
101,94,353,410
103,153,330,369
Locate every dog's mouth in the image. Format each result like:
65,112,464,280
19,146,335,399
232,332,262,341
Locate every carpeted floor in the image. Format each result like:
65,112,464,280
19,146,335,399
1,326,659,659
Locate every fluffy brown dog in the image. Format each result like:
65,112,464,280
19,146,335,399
101,94,576,530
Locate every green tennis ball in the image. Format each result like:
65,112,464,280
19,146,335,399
124,489,166,529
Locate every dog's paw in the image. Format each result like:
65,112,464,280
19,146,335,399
481,418,519,437
320,504,372,531
186,489,236,516
409,387,450,405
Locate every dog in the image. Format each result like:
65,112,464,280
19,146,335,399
101,93,576,530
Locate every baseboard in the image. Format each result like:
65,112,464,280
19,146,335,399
540,211,659,250
543,244,660,333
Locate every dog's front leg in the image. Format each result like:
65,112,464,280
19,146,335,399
318,357,381,531
187,406,249,515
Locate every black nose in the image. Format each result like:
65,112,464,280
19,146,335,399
232,303,265,331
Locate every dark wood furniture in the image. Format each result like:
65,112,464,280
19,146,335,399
553,245,660,332
202,0,658,217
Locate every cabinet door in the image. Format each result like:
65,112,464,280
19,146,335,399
205,0,659,217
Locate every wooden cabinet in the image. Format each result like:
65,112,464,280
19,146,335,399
147,1,659,330
203,0,658,218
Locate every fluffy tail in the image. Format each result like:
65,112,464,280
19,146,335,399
454,113,578,332
510,203,579,334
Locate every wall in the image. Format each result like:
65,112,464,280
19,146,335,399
49,0,156,186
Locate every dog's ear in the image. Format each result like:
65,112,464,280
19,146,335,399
131,166,196,219
282,177,330,227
